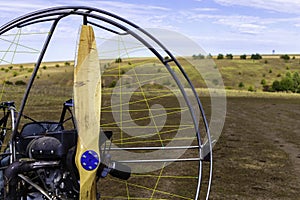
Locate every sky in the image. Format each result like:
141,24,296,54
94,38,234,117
0,0,299,60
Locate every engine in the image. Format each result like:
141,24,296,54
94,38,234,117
31,168,78,199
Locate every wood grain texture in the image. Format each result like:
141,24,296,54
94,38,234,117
74,25,101,200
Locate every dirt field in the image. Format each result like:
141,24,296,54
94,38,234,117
1,65,300,199
1,81,300,199
210,96,300,199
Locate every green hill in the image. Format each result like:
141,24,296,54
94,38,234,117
214,56,300,92
1,55,299,99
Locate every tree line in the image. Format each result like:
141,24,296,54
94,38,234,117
269,72,300,93
192,53,295,61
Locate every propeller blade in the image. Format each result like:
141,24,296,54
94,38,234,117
74,25,101,200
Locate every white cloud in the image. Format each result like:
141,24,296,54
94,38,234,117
0,1,59,25
237,23,266,34
193,8,219,12
0,0,176,35
215,15,267,34
177,7,300,36
214,0,300,14
178,11,268,35
0,0,170,24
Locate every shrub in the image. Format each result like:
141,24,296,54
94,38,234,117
272,80,281,91
192,54,205,59
27,68,33,73
271,72,300,93
240,54,247,60
8,66,13,70
217,54,224,59
251,53,262,60
293,72,300,83
261,79,266,86
115,57,122,63
226,54,233,59
55,64,60,68
42,65,47,70
4,80,13,85
248,86,255,92
15,80,26,85
269,69,272,73
238,82,244,88
280,54,290,61
64,62,70,66
13,72,18,77
280,77,294,91
264,60,268,64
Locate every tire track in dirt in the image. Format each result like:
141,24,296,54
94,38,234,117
236,97,300,193
211,97,300,199
248,99,300,181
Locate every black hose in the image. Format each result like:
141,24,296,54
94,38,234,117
4,160,34,199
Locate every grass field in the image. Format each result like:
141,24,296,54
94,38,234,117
0,56,300,199
214,57,300,91
1,55,300,93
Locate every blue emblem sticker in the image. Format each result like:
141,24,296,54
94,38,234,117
80,150,100,171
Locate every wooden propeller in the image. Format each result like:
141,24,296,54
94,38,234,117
74,25,101,199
